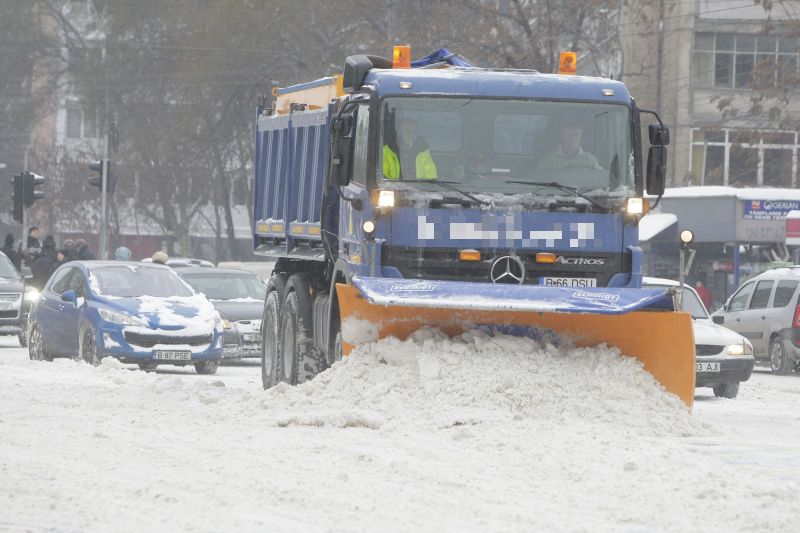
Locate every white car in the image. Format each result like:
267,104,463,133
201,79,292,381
643,277,755,399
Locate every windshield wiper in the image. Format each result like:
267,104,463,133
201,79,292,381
506,180,610,213
401,179,489,207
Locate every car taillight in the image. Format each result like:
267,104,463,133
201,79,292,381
793,305,800,328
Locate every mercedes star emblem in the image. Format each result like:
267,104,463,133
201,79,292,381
490,255,525,284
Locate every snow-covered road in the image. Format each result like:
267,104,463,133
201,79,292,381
1,331,798,532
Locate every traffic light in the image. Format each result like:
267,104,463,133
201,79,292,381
88,159,116,194
23,171,45,207
12,173,24,222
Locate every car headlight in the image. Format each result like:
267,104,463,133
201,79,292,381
726,342,753,356
23,287,40,302
98,308,144,326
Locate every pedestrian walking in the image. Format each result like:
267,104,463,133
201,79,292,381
151,250,168,265
75,238,96,260
114,246,131,261
29,235,57,290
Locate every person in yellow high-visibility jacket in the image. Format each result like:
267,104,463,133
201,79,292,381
383,119,437,180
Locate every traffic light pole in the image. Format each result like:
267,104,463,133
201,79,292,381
100,89,110,260
21,146,29,251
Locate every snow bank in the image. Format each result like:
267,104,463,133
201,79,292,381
267,327,703,436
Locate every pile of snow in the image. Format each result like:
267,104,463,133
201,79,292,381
266,327,704,437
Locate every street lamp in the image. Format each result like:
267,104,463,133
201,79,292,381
678,228,696,311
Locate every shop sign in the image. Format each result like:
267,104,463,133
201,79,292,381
743,200,800,221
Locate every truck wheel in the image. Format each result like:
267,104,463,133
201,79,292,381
769,336,792,375
279,274,323,385
261,291,280,389
713,382,739,399
268,273,288,309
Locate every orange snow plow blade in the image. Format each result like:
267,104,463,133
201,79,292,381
336,283,696,407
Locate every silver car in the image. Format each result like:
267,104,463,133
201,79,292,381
643,277,755,399
711,267,800,375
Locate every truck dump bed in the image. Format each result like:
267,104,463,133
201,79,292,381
253,79,337,260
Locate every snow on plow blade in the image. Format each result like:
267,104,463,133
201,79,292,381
336,277,696,407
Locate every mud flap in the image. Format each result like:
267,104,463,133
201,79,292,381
336,277,696,407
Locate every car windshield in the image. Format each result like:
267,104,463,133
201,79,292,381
89,265,194,298
180,273,267,300
646,284,708,319
378,96,633,198
0,253,19,279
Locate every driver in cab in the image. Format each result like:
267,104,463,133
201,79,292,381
537,118,601,170
383,118,438,180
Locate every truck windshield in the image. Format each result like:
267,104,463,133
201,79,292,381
379,97,633,197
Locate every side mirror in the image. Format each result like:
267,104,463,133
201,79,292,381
331,114,355,187
21,266,32,279
648,124,670,146
61,289,77,304
646,145,667,196
712,315,724,325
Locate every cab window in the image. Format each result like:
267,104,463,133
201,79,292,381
728,282,754,312
351,103,370,185
748,280,774,309
772,280,799,307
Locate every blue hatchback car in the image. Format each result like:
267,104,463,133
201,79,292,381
27,261,224,374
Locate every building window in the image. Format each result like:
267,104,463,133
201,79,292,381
693,32,799,90
689,128,799,187
65,99,99,140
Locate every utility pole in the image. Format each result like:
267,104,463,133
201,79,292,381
100,88,110,260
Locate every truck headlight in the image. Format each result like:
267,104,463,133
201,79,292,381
374,190,395,208
98,308,145,326
726,342,753,356
625,197,647,215
222,319,232,330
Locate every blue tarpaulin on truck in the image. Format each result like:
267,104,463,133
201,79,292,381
410,48,474,68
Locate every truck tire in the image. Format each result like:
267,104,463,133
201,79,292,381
769,336,792,375
261,291,280,389
279,273,323,385
713,382,739,399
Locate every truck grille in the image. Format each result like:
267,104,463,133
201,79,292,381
381,247,625,286
695,344,725,356
124,331,212,348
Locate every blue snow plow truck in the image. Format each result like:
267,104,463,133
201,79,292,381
253,47,695,406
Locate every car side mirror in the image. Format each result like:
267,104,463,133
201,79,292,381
61,289,77,304
712,315,724,325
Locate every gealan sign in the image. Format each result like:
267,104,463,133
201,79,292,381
743,199,800,221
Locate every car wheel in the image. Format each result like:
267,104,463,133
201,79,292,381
769,336,792,375
279,274,324,386
713,382,740,399
194,361,219,375
80,327,101,366
261,291,280,390
138,362,158,372
28,325,51,362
